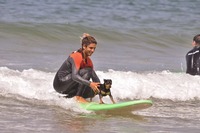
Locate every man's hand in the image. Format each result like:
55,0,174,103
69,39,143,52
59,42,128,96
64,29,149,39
89,82,100,94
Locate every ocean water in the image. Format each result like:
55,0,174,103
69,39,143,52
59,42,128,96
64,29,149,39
1,0,200,133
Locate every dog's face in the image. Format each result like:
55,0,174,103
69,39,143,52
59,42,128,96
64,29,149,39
104,79,112,89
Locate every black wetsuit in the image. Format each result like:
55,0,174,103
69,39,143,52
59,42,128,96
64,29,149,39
53,50,100,98
186,46,200,75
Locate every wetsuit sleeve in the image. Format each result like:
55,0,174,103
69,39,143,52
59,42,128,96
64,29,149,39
69,57,91,86
91,70,100,82
186,53,192,74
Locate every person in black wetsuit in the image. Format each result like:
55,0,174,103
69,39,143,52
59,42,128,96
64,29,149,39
53,33,100,103
186,34,200,75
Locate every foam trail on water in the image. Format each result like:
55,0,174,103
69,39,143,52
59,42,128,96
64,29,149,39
0,67,200,112
97,69,200,101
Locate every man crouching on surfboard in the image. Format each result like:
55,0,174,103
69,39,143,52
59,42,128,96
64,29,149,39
53,33,100,103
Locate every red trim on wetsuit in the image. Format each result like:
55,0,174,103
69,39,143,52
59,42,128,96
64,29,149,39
70,52,93,70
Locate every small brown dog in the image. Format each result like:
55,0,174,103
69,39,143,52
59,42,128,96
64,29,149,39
90,79,115,104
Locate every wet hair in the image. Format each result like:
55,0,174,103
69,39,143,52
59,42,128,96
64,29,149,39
193,34,200,45
77,33,97,53
81,33,97,47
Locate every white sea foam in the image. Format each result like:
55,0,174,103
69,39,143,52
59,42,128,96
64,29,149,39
1,67,200,104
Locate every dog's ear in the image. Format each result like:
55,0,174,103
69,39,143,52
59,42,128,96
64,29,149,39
103,79,107,83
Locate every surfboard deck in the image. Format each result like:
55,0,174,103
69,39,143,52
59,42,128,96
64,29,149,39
79,99,153,111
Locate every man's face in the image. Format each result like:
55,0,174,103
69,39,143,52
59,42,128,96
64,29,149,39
192,41,196,46
83,43,97,57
